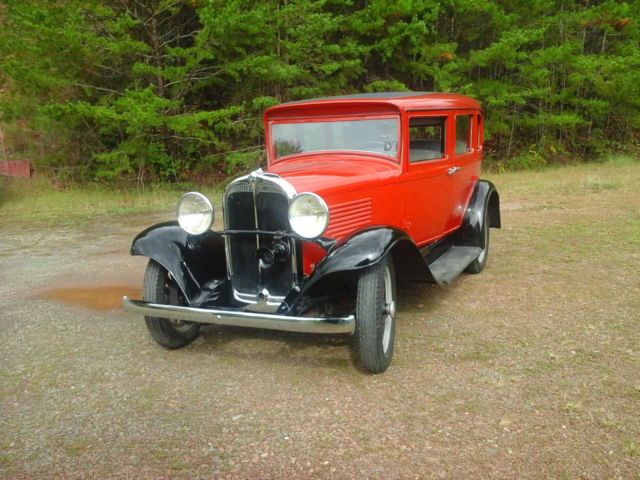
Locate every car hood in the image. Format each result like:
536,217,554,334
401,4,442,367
267,154,401,196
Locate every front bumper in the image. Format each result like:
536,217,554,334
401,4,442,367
122,297,355,334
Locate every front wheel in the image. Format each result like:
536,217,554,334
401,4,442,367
355,255,397,374
143,259,200,349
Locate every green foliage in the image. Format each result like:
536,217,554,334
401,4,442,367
0,0,638,181
223,150,264,176
498,148,548,173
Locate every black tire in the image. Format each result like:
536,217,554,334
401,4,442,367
143,259,200,349
465,206,490,274
355,255,397,374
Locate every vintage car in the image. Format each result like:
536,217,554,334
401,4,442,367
123,92,500,373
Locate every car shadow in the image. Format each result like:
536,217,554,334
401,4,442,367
192,323,357,371
181,280,450,372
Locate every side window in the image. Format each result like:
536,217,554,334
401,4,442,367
477,114,483,148
409,116,446,163
455,115,472,154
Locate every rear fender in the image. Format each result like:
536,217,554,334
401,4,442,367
131,222,226,303
453,180,501,248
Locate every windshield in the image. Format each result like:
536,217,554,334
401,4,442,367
271,117,399,161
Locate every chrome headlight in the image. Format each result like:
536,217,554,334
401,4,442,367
288,192,329,239
177,192,214,235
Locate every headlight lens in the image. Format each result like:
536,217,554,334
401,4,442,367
288,192,329,239
177,192,214,235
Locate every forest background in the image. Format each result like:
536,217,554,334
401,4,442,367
0,0,638,184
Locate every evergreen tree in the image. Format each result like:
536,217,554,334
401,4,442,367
0,0,638,181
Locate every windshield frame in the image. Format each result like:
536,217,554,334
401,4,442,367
267,113,401,165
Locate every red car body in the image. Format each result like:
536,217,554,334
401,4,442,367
265,93,486,274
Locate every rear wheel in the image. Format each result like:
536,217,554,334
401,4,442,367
465,207,490,274
355,255,396,374
143,259,200,349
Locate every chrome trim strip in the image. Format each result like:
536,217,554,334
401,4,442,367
224,169,297,200
231,289,286,313
123,296,355,334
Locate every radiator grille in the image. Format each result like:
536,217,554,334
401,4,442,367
223,174,296,307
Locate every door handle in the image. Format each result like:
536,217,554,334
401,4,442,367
448,166,461,175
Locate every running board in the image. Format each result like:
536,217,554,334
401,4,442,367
428,246,482,287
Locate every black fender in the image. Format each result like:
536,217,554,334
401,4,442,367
453,180,501,248
131,221,227,303
282,227,432,313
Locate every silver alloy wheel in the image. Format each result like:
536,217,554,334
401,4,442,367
382,266,395,354
476,216,489,264
465,206,490,274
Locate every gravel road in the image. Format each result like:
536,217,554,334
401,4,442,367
3,213,455,479
2,176,639,480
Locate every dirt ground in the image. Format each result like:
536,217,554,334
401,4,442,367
1,162,639,479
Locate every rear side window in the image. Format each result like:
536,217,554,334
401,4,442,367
455,115,473,154
409,116,446,163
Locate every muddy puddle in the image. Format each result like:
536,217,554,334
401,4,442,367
41,285,142,311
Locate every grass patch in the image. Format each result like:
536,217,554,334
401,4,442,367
457,343,500,362
623,439,639,457
584,175,620,192
0,452,15,468
627,386,640,400
0,177,224,229
2,156,636,230
62,437,90,456
169,461,189,470
483,154,639,198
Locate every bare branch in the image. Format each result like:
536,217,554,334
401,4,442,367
73,83,121,95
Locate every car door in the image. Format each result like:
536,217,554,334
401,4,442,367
403,114,452,246
446,112,483,231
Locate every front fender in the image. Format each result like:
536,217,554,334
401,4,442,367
296,227,432,299
131,222,226,302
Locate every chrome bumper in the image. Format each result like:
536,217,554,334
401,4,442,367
122,297,355,334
